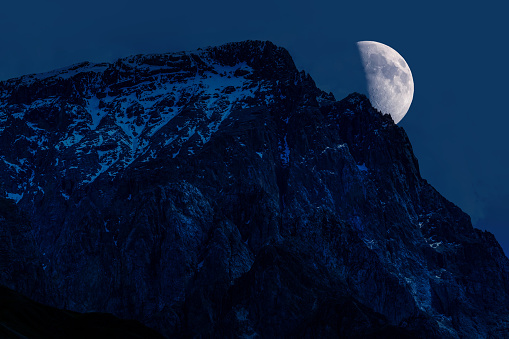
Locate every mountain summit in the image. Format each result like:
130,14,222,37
0,40,508,337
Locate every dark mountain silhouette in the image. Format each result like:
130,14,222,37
0,284,164,338
0,40,508,338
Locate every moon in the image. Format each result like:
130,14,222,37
357,41,414,124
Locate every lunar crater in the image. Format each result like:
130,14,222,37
357,41,414,124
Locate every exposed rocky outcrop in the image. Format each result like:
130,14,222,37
0,40,508,337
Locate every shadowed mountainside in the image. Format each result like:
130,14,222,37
0,40,508,337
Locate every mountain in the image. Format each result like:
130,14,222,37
0,40,508,338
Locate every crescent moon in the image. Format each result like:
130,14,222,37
357,41,414,124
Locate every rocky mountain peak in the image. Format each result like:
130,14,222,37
0,41,508,338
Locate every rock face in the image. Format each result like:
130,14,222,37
0,40,508,337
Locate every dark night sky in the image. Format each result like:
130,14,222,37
2,1,508,254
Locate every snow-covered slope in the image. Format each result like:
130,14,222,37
0,43,297,202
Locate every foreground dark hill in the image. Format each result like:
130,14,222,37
0,284,164,338
0,40,508,337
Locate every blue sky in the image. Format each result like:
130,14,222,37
1,0,508,253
